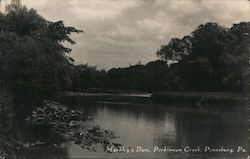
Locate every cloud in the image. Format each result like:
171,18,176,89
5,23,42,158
2,0,250,69
70,0,142,20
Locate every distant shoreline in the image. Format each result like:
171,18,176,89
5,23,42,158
151,91,248,107
59,90,249,108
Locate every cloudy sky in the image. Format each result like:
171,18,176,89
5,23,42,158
2,0,250,69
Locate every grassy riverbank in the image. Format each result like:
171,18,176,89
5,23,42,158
58,91,151,106
151,91,248,107
59,91,249,109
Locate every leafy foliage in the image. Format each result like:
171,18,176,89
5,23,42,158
70,61,184,92
156,36,192,61
26,101,92,126
25,101,118,150
156,22,250,92
69,22,249,93
0,4,82,93
73,125,119,151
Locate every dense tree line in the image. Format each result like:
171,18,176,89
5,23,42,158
71,61,183,92
157,22,250,92
1,4,249,94
72,22,250,93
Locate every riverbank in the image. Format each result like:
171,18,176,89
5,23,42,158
58,91,151,105
59,91,249,109
151,91,249,107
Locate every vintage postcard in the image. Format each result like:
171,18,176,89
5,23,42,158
0,0,249,158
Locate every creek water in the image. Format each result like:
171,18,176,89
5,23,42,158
11,94,248,159
62,96,248,159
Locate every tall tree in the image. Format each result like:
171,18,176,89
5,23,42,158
156,36,192,62
156,22,250,92
0,4,82,94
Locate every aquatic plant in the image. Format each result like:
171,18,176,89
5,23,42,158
26,100,92,125
72,125,119,151
25,100,119,151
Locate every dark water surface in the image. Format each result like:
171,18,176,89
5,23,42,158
59,96,248,159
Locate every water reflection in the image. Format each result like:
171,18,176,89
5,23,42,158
16,146,69,158
64,100,248,158
175,110,248,148
1,92,247,158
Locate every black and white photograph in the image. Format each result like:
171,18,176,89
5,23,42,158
0,0,249,158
